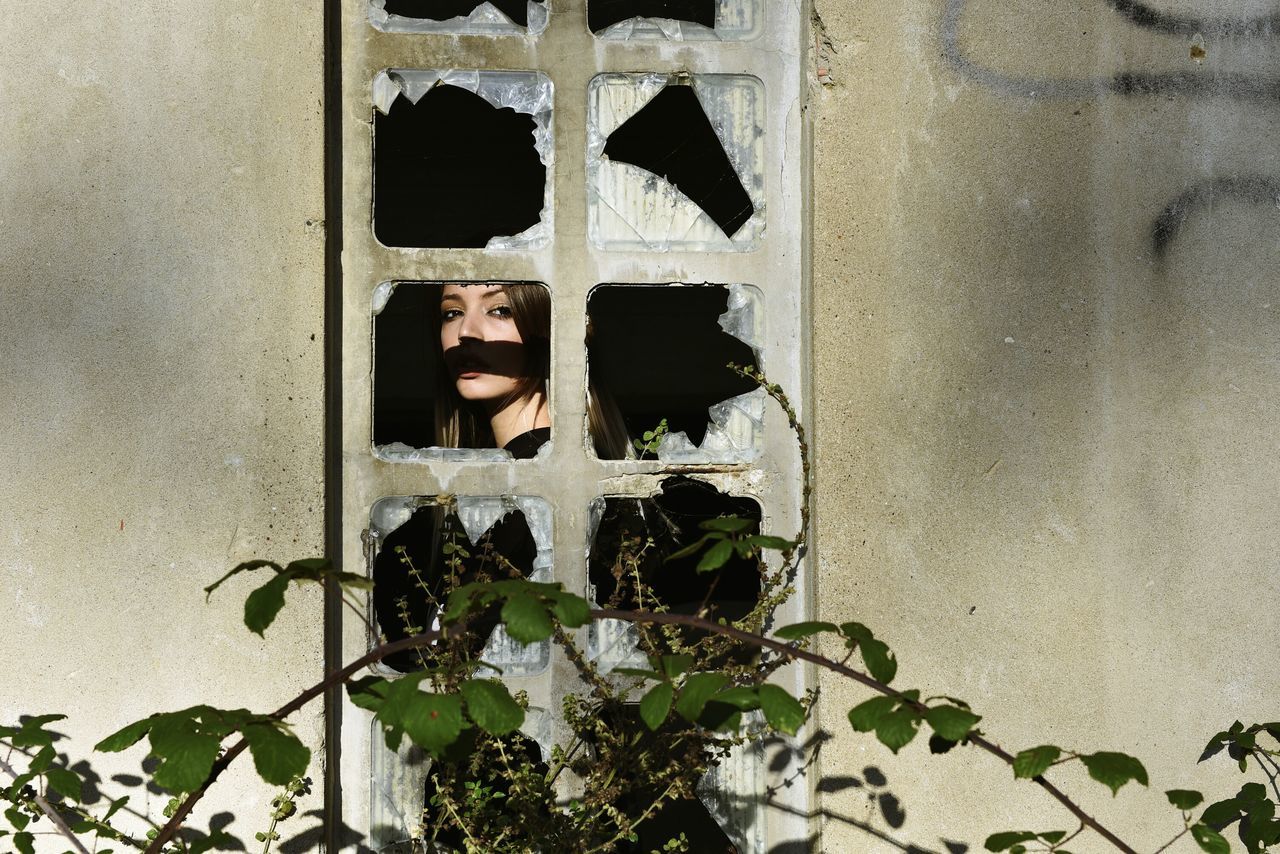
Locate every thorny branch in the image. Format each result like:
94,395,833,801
589,607,1141,854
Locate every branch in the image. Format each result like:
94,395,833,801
589,608,1139,854
145,627,443,854
0,754,92,854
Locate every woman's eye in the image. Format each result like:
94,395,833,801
441,309,462,321
489,305,513,318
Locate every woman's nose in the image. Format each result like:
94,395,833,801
457,309,484,341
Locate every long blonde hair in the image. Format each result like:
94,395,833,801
432,283,630,458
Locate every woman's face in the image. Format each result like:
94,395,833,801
440,284,528,406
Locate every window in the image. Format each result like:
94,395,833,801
339,3,809,850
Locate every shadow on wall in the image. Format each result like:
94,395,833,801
756,730,970,854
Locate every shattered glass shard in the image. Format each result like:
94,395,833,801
384,0,536,26
588,0,716,33
374,85,545,248
602,85,754,238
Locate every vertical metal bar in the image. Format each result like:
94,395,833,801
322,0,344,848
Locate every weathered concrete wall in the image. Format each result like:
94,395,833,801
0,2,326,846
812,0,1280,850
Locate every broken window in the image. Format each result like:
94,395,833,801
370,0,549,35
369,709,554,851
588,283,764,461
588,0,760,40
372,280,552,461
369,496,552,675
588,477,764,670
373,70,553,249
588,705,766,853
588,73,764,250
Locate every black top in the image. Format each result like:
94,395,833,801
504,427,550,459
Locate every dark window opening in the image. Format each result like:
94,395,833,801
374,84,546,248
372,504,537,672
373,281,551,455
596,705,740,854
602,84,753,237
587,285,756,458
590,477,762,622
588,0,716,33
384,0,543,26
420,731,552,851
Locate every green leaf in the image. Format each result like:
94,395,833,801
1167,789,1205,810
758,685,806,736
1191,823,1230,854
875,707,921,754
639,684,675,731
346,676,391,713
13,830,34,854
45,767,83,802
659,655,694,679
984,831,1038,851
401,694,464,756
5,806,29,831
547,592,590,628
848,696,898,733
148,719,221,793
441,583,497,623
925,705,981,742
745,535,796,551
460,680,524,736
244,571,292,637
674,673,731,722
96,716,156,753
614,668,662,681
1012,745,1061,779
1037,831,1067,844
1200,797,1241,826
103,795,130,821
665,534,715,563
711,687,761,710
699,516,754,533
696,540,734,573
840,621,873,644
242,723,311,786
1080,751,1149,796
774,622,840,641
859,637,897,685
500,594,554,644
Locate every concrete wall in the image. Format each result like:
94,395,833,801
811,0,1280,850
0,2,326,846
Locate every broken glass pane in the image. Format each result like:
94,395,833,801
369,495,552,676
588,478,763,670
369,0,549,34
593,706,767,854
588,0,760,40
588,73,764,251
372,280,552,462
373,70,553,250
369,709,552,851
587,284,764,461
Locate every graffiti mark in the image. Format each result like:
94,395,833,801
941,0,1280,101
1105,0,1280,38
1152,176,1280,258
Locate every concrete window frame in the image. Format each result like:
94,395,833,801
337,3,811,850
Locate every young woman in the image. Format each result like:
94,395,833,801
433,281,630,458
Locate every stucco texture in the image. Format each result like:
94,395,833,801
811,1,1279,851
0,2,326,847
